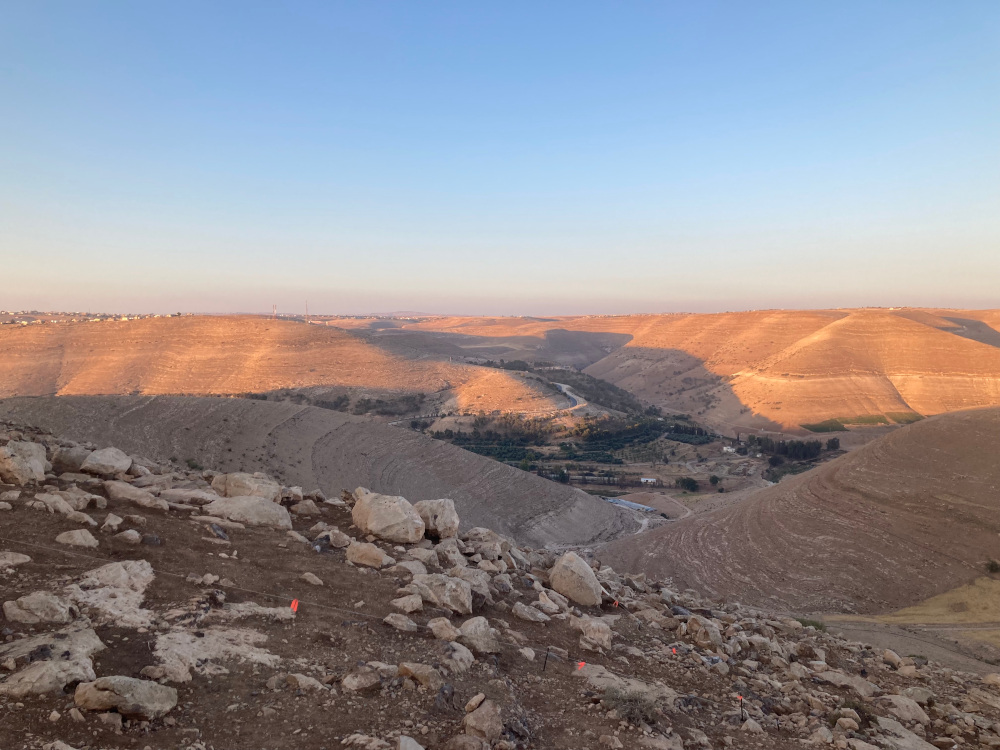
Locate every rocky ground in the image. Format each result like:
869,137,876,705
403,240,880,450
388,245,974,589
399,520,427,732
3,422,1000,750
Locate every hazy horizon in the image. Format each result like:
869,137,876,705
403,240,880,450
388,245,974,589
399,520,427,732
3,2,999,314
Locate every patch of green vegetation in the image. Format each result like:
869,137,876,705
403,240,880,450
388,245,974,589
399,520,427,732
844,414,890,425
764,461,815,483
796,618,827,631
352,393,426,416
801,418,847,433
987,560,1000,574
887,412,924,424
185,458,204,470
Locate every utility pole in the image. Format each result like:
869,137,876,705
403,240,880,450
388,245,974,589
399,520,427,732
272,304,277,320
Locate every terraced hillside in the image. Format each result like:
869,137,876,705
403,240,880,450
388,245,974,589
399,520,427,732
600,408,1000,614
0,316,561,414
0,395,633,548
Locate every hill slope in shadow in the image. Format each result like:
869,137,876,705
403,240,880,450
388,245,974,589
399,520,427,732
0,395,634,548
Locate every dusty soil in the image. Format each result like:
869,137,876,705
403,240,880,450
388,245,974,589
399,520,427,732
600,408,1000,614
0,396,636,549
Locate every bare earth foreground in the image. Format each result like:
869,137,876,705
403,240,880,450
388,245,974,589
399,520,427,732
0,395,634,549
4,421,1000,750
601,407,1000,615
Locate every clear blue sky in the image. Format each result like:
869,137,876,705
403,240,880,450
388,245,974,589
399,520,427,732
2,1,998,315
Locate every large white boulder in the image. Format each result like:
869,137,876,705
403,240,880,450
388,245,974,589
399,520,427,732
75,675,177,719
3,592,75,624
352,488,425,543
81,447,133,476
0,441,47,485
549,551,603,607
202,496,292,529
211,472,280,502
413,498,460,539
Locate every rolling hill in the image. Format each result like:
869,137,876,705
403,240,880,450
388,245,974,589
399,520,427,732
0,394,634,548
365,308,1000,432
599,407,1000,614
0,316,562,415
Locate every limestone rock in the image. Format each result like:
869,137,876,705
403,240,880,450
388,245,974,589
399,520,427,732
104,480,169,511
462,699,502,742
3,591,75,624
384,613,418,632
0,551,31,568
352,488,425,543
291,499,320,515
413,498,460,539
202,496,292,529
428,617,461,642
285,673,327,692
52,445,94,474
0,442,46,485
513,601,550,623
75,675,178,719
392,594,423,613
571,615,613,649
549,551,603,606
115,529,142,544
211,472,281,502
0,625,105,698
301,572,324,586
342,665,381,692
881,694,930,725
346,541,395,568
80,447,133,477
411,574,473,615
159,488,221,506
56,529,99,548
458,616,500,654
398,662,444,690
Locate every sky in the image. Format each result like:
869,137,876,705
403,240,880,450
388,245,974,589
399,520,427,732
1,2,998,315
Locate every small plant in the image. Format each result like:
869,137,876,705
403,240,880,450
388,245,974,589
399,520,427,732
603,687,659,725
986,560,1000,574
185,458,204,470
796,618,827,631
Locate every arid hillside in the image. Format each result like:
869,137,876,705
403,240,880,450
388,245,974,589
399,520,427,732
0,395,633,548
370,309,1000,432
0,316,561,414
600,407,1000,614
6,421,1000,750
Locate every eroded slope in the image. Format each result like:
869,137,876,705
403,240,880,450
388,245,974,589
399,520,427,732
601,408,1000,613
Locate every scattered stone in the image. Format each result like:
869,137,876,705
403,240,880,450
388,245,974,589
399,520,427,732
462,699,502,742
346,540,395,568
115,529,142,544
0,551,31,568
301,572,324,586
384,613,419,632
56,529,99,548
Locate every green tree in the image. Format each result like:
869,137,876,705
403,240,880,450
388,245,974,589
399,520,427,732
709,475,720,486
